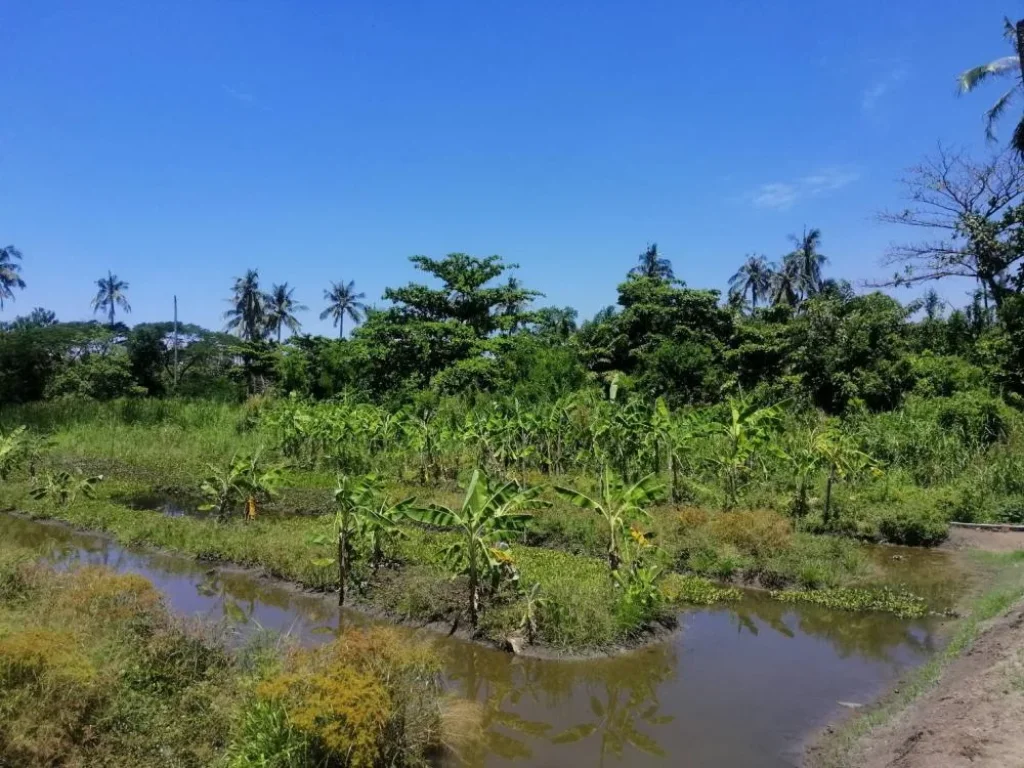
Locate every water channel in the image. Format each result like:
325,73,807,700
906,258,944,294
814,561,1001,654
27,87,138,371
0,513,965,768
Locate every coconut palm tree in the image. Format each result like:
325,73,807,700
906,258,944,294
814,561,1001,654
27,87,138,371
224,269,266,341
771,253,803,308
0,245,26,310
91,271,131,326
264,282,307,342
958,18,1024,154
788,227,827,297
728,254,774,311
629,243,674,281
320,279,366,338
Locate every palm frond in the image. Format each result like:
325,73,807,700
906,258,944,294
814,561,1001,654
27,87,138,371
958,56,1019,93
985,87,1018,140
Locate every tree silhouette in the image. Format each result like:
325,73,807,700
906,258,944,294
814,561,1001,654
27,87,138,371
728,254,774,311
320,279,367,338
224,269,266,341
264,282,307,342
788,227,827,297
629,243,674,281
0,245,26,310
91,271,131,326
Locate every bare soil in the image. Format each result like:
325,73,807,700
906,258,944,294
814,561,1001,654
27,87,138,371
850,601,1024,768
943,525,1024,553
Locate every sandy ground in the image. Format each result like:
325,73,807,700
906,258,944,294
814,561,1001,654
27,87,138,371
854,602,1024,768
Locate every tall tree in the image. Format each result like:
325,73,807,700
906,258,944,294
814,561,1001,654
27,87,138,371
629,243,674,281
788,227,827,297
728,254,774,310
264,282,306,343
876,147,1024,309
0,245,26,310
320,280,366,338
771,253,803,308
224,269,266,341
958,17,1024,155
91,271,131,326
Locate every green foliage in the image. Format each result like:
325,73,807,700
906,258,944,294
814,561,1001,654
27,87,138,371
45,348,146,400
769,586,930,618
0,427,27,481
877,505,949,546
404,469,538,626
199,453,284,521
659,572,741,605
29,469,102,507
311,473,412,604
554,470,663,571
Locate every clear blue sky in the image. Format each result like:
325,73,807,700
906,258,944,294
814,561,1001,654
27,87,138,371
0,1,1016,335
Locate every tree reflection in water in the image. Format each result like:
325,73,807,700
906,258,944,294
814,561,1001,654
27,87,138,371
729,595,936,661
443,641,676,764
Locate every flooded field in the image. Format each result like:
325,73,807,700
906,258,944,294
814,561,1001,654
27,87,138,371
0,513,966,768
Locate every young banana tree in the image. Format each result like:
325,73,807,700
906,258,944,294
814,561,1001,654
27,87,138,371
29,469,103,507
311,474,412,605
714,400,785,508
554,469,664,572
0,426,28,481
404,469,538,627
198,453,283,522
813,426,876,525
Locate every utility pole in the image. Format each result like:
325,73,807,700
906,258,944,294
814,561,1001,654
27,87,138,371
173,295,179,390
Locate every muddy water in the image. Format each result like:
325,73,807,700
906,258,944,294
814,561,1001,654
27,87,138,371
1,514,958,768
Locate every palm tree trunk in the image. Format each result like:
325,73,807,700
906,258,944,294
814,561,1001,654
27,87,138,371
278,325,282,344
339,315,344,340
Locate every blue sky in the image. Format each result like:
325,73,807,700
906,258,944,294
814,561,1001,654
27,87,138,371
0,1,1016,334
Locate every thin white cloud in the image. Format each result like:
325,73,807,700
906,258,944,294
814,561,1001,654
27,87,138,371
748,167,861,210
752,183,799,210
862,68,906,113
222,84,256,105
802,167,862,195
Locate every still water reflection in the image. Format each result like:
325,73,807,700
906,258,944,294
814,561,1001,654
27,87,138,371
1,514,957,768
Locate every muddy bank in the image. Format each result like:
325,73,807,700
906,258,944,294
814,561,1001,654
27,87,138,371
818,599,1024,768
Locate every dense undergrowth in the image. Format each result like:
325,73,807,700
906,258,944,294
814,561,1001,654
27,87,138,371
0,538,468,768
0,391,1004,650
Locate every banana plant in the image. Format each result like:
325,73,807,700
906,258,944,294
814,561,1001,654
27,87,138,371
713,400,785,508
404,469,539,627
198,453,283,522
0,426,28,481
554,470,663,572
30,469,103,507
310,474,414,605
814,425,876,525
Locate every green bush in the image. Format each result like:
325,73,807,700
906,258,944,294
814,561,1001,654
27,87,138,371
878,506,948,546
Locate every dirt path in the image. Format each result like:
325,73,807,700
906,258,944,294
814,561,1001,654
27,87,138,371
847,600,1024,768
943,524,1024,553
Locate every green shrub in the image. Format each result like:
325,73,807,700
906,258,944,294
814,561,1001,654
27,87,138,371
878,506,948,546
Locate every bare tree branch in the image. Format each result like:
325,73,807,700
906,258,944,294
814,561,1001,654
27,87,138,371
873,146,1024,307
